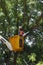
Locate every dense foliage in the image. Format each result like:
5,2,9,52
0,0,43,65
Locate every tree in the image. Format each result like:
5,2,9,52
0,0,43,65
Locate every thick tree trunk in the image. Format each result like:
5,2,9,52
22,0,28,24
13,0,19,34
13,52,18,65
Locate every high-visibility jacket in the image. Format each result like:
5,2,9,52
19,30,24,36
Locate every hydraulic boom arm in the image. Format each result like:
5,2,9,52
0,35,13,51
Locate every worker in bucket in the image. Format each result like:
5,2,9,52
18,26,24,36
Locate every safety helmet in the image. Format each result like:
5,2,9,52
19,26,22,29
